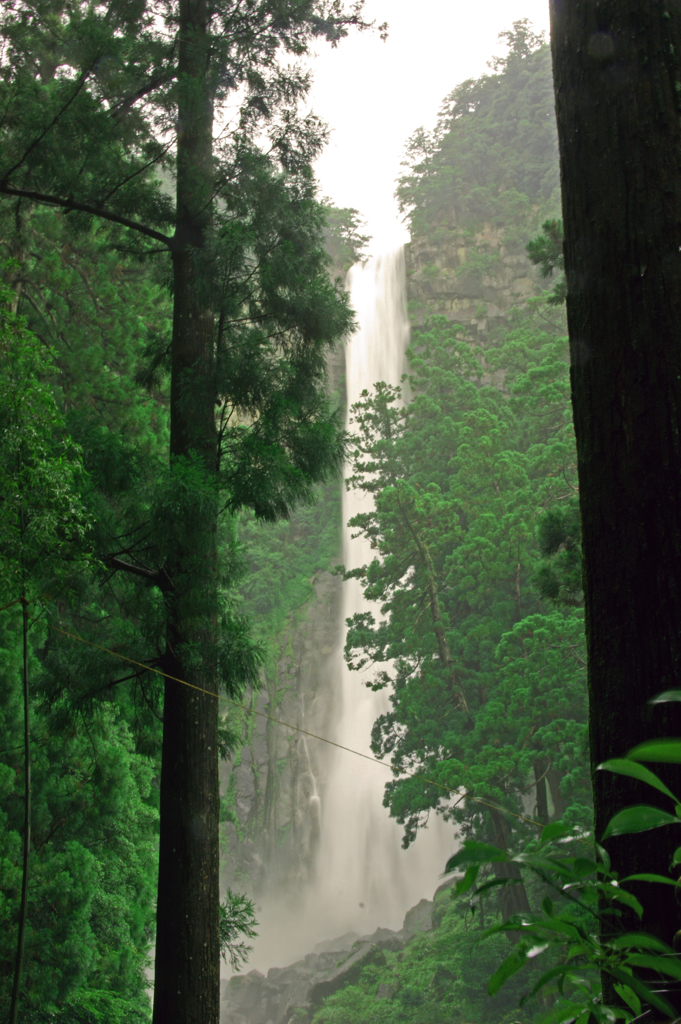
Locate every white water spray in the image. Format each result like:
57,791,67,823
248,248,453,970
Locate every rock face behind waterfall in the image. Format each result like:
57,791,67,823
221,568,342,898
221,898,438,1024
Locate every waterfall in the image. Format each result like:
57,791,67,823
247,248,453,971
307,248,453,935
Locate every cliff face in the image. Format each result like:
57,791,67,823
221,569,341,898
400,36,560,342
406,219,542,337
221,325,345,902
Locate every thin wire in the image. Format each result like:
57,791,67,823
48,622,552,835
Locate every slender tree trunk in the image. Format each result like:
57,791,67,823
152,0,220,1021
533,759,549,827
488,805,531,929
398,499,472,724
9,592,30,1024
550,0,681,973
546,767,565,820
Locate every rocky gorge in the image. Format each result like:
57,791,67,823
222,886,453,1024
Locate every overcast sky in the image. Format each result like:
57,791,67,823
306,0,551,254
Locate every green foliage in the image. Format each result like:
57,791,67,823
238,477,341,645
23,989,150,1023
344,304,587,853
0,0,374,1014
310,891,547,1024
0,278,90,594
446,699,681,1024
397,22,559,242
0,611,157,1017
219,889,258,972
526,221,566,306
322,205,370,273
532,499,582,607
0,271,158,1020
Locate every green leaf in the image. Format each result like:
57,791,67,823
648,690,681,705
611,889,644,918
542,896,554,917
613,983,641,1018
474,877,511,897
595,843,611,873
488,947,528,996
572,857,597,879
622,873,680,889
446,841,509,872
609,932,673,953
539,820,573,846
627,738,681,763
602,805,680,839
598,758,679,802
453,863,479,895
514,852,575,880
673,846,681,866
626,952,681,980
523,963,572,1000
609,968,676,1019
531,917,583,941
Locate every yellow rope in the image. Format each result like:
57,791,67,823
48,622,560,836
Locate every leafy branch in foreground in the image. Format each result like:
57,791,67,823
447,690,681,1024
219,889,258,973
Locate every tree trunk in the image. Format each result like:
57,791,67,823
546,767,565,820
488,805,531,929
533,759,549,827
152,0,220,1021
550,0,681,970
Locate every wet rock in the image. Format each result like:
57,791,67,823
308,943,387,1005
224,970,280,1024
312,931,359,954
402,898,433,939
432,874,461,927
375,934,405,952
360,927,405,952
433,873,460,900
223,943,389,1024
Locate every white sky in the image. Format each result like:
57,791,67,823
306,0,551,254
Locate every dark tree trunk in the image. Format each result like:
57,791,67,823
152,0,220,1021
533,759,549,827
546,767,565,820
550,0,681,970
488,806,531,928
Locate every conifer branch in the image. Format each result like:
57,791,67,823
0,186,174,248
108,556,174,591
1,70,91,183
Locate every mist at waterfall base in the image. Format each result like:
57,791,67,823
246,249,454,974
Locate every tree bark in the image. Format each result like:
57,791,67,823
152,0,220,1021
546,767,565,820
488,805,531,929
550,0,681,967
533,759,549,827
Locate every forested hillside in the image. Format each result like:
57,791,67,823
225,25,593,1024
348,23,587,870
0,197,366,1021
1,12,597,1024
0,0,371,1013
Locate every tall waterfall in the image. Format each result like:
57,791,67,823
248,248,453,970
